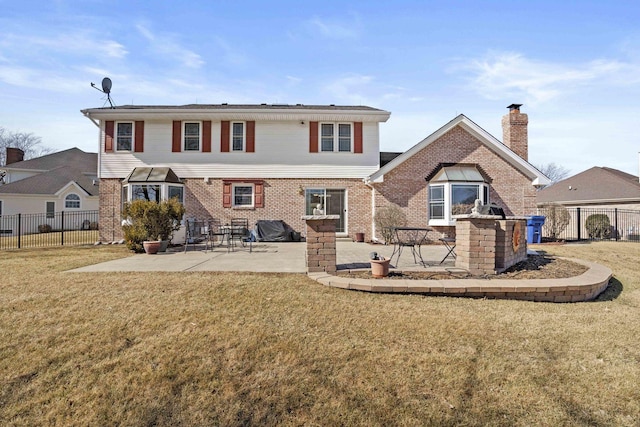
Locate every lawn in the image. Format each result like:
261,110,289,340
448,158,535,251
0,242,639,426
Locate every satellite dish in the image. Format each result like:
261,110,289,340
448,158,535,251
90,76,115,108
101,77,112,94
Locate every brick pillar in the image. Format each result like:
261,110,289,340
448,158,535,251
302,215,339,274
495,219,527,272
455,216,497,276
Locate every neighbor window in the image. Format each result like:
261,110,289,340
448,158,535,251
320,123,352,152
232,122,245,151
65,193,81,209
116,122,133,151
46,201,55,219
183,122,201,151
232,184,254,207
0,200,3,216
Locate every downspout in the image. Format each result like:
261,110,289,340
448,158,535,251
364,177,378,242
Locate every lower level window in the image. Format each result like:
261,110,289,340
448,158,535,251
428,182,489,225
168,186,184,204
233,184,254,207
131,184,161,202
46,201,55,219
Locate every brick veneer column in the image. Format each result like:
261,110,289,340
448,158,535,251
455,216,497,276
495,219,527,272
302,215,339,274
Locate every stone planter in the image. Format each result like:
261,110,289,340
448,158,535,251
143,240,161,255
370,257,390,278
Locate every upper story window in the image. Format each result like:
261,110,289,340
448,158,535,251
65,194,81,209
183,122,201,151
426,164,491,226
116,122,133,151
232,122,245,151
320,123,352,152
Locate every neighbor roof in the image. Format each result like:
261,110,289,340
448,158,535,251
537,167,640,205
2,147,96,173
0,165,98,196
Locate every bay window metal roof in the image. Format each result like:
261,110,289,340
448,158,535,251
425,163,492,183
123,167,181,184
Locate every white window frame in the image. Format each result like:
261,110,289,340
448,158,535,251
115,121,134,152
65,193,81,209
231,121,246,152
122,183,185,205
46,201,55,219
319,122,353,152
232,183,254,208
182,121,202,152
0,200,3,216
428,182,489,226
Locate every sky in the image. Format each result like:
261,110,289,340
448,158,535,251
1,0,639,175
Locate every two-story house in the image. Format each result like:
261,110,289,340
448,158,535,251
81,103,549,243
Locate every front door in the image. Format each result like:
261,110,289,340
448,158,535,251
305,188,347,234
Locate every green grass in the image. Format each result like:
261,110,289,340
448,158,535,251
0,242,639,426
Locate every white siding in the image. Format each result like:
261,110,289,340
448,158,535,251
100,120,381,179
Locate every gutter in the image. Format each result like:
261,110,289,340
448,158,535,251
364,178,379,243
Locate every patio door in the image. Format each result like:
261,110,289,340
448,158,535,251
305,188,347,234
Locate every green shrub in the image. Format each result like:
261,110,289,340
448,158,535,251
585,214,611,239
374,204,407,245
539,203,570,240
122,198,185,252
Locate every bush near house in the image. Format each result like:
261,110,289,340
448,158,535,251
38,224,52,233
539,203,570,240
585,214,612,239
122,198,185,252
374,204,407,244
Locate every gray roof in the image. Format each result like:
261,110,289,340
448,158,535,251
83,103,386,112
123,167,181,184
2,147,97,173
0,148,97,196
537,167,640,205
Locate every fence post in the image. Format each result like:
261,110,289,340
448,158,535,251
17,213,21,249
614,208,618,241
61,211,65,246
576,207,581,240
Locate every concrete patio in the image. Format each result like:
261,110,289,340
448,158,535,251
70,240,456,273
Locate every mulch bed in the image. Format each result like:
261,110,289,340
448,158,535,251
336,255,588,280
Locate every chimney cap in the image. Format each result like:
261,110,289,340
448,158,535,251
507,103,523,111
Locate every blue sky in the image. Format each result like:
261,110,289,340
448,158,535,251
1,0,639,175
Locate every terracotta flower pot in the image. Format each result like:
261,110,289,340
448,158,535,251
370,257,390,278
143,240,161,254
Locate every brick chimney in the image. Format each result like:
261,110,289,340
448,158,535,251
5,147,25,165
502,104,528,161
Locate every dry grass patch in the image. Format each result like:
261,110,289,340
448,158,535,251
0,243,639,426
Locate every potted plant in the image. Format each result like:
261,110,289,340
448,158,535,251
369,252,390,278
122,198,185,254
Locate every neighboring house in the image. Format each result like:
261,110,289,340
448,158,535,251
81,103,549,243
0,148,99,219
537,166,640,210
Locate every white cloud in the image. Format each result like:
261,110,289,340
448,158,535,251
0,32,127,59
307,15,361,39
459,51,636,104
135,23,204,69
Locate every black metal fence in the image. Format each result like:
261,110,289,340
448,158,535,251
537,207,640,242
0,210,99,250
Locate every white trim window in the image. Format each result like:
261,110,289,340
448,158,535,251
320,123,352,152
116,122,134,151
65,193,81,209
46,201,55,219
232,122,245,151
122,183,185,204
427,164,490,226
232,183,254,208
168,185,184,204
0,200,3,216
183,122,201,151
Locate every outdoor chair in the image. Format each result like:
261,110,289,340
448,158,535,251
184,218,211,252
229,218,252,252
207,218,227,247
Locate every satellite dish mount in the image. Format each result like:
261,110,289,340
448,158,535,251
91,77,115,108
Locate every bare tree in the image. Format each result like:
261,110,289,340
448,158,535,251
535,162,571,184
0,127,53,166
